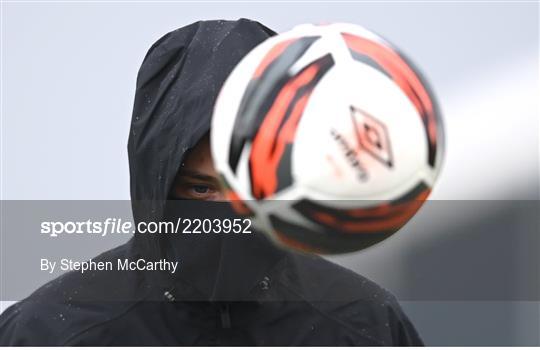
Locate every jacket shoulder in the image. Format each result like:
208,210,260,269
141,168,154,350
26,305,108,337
0,243,147,346
283,252,394,301
280,252,423,346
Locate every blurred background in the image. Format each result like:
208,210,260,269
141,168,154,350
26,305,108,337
1,1,538,345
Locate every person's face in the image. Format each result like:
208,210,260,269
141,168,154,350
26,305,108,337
169,135,226,201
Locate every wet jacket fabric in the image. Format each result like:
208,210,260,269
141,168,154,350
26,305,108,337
0,19,423,346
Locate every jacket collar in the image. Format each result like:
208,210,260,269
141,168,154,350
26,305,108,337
159,201,287,301
165,231,287,301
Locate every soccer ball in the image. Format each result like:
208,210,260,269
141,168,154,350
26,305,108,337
211,23,444,254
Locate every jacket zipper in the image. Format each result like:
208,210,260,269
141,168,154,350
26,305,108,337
219,303,231,329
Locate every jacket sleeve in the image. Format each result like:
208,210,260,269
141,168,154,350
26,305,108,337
0,300,61,346
0,302,29,345
387,298,424,346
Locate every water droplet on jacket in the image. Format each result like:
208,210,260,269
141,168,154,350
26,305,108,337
259,276,271,290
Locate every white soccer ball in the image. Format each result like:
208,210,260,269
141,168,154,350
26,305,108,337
211,23,444,254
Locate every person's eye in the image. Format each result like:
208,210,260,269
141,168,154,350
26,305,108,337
170,180,222,201
192,185,210,194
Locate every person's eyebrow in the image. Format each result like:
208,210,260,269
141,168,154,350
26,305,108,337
177,170,218,182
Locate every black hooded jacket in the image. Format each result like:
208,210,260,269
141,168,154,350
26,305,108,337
0,19,423,346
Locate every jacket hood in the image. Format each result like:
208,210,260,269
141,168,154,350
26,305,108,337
126,19,281,299
128,19,275,221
